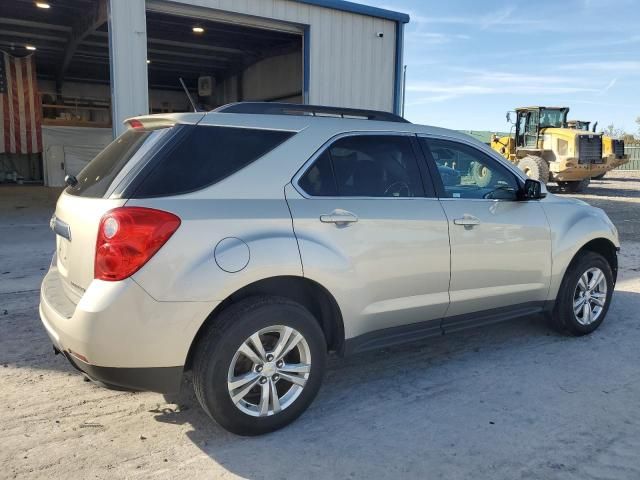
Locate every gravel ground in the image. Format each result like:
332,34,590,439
1,171,639,480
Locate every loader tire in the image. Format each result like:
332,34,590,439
558,178,591,193
471,162,493,187
517,155,549,183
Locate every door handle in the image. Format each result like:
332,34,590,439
320,209,358,224
453,214,481,227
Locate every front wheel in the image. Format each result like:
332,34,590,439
550,251,614,336
192,296,326,435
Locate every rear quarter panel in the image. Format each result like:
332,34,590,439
128,197,302,302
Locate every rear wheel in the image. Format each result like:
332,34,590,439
558,178,590,193
192,296,326,436
517,155,549,183
550,251,613,336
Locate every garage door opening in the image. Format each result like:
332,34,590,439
145,10,304,113
0,0,113,186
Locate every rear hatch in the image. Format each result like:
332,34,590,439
52,114,202,303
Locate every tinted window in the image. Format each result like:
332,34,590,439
421,138,519,200
66,128,168,198
299,135,425,197
298,151,337,196
132,125,294,197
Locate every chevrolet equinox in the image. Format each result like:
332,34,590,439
40,103,619,435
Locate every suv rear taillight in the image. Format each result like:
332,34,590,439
95,207,180,281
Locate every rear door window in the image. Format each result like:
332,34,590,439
298,135,426,198
130,125,295,197
298,151,337,196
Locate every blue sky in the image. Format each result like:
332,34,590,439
365,0,640,133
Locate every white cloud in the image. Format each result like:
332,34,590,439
406,94,459,106
405,5,536,30
558,61,640,72
407,84,493,95
598,78,618,95
408,31,471,45
405,68,600,102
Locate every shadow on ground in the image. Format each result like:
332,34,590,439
149,289,640,479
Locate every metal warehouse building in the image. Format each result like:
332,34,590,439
0,0,409,185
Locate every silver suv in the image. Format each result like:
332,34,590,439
40,103,619,435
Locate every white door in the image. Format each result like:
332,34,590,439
419,136,552,329
286,133,451,344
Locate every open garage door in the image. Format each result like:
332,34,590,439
0,0,112,185
144,6,304,111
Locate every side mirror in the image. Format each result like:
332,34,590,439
506,112,511,123
521,179,546,200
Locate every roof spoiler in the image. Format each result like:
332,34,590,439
123,112,205,130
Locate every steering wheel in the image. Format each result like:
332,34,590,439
384,181,411,197
483,185,516,200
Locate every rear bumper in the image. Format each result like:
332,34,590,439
39,267,218,393
58,347,183,393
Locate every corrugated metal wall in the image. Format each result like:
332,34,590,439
618,146,640,170
148,0,397,112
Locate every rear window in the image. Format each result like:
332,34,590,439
130,125,295,198
66,128,168,198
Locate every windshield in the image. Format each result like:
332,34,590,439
539,109,567,128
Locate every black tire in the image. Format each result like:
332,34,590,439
192,296,327,436
557,178,590,193
517,155,550,183
550,251,614,336
592,173,606,180
471,161,493,187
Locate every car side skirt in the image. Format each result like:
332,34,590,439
344,301,551,356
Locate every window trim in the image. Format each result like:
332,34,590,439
292,131,436,200
418,134,525,202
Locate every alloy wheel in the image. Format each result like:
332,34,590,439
227,325,311,417
573,267,607,326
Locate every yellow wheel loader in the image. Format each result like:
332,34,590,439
566,120,630,179
491,107,606,193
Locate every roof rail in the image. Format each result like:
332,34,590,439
212,102,410,123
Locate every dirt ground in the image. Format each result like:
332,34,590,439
1,171,639,480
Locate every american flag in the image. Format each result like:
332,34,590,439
0,51,42,154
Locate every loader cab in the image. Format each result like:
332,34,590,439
514,107,568,149
566,120,594,132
